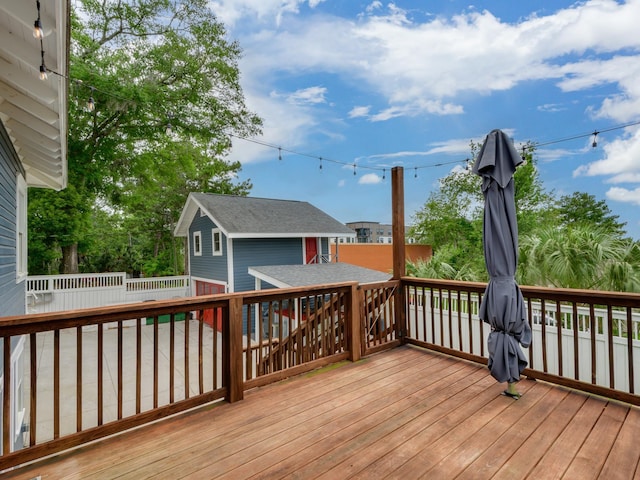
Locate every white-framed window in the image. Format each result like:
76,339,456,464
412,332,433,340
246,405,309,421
212,228,222,256
16,174,27,282
193,231,202,256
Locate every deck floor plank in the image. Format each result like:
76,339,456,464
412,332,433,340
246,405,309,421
2,345,639,480
562,401,630,480
598,406,640,480
490,391,588,480
448,384,567,480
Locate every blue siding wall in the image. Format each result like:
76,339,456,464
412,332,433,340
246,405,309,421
0,122,24,317
232,238,303,292
188,209,228,283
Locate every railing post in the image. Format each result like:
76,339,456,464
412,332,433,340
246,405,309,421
225,296,244,402
348,283,362,362
392,167,407,342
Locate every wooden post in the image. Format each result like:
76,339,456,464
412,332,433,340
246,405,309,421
391,167,407,342
348,282,362,362
224,296,244,402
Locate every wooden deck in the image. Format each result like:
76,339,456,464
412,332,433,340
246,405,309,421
3,345,640,480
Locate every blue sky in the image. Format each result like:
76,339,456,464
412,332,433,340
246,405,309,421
212,0,640,239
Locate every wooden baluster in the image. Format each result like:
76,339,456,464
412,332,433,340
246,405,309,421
98,323,103,426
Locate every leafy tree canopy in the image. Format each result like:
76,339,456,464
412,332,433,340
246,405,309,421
29,0,261,275
555,192,627,237
407,140,639,292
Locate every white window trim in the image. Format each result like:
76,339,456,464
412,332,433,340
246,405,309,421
212,228,223,256
16,175,27,282
193,231,202,256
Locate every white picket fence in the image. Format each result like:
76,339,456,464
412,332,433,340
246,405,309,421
26,273,191,314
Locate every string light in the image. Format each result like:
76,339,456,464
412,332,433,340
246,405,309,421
165,114,173,135
31,0,638,178
33,1,43,39
87,87,95,112
39,50,48,80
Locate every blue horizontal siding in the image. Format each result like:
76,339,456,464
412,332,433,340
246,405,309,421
232,238,303,292
0,122,24,317
189,209,228,283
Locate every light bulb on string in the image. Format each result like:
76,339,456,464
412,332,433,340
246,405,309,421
87,87,95,112
353,163,356,176
39,49,47,80
414,167,417,179
592,131,599,148
33,1,43,39
319,157,323,171
382,168,386,181
278,147,282,161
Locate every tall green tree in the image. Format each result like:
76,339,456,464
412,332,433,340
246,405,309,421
409,140,551,281
29,0,261,274
556,192,627,236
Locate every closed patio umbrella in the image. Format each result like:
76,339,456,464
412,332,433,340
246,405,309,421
472,129,532,398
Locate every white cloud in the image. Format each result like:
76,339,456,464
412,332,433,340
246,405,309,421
573,127,640,178
234,0,640,124
337,179,346,187
358,173,382,184
606,173,640,184
210,0,327,27
348,105,371,118
226,87,318,164
283,86,328,105
537,103,566,113
365,2,383,14
228,1,640,167
606,187,640,205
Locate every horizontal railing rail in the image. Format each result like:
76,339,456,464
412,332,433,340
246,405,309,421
0,282,359,471
6,273,640,473
402,277,640,406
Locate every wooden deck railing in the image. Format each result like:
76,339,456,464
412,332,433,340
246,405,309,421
402,277,640,406
0,282,360,471
3,276,640,471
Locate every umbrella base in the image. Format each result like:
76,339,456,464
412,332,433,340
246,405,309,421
501,390,521,400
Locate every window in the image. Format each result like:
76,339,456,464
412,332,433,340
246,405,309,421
16,175,27,281
212,228,222,256
193,231,202,256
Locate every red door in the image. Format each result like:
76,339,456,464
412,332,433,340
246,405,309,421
305,237,318,264
195,281,225,330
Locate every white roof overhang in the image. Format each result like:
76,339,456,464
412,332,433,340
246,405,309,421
0,0,68,190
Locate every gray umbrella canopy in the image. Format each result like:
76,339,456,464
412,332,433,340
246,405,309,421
472,129,532,383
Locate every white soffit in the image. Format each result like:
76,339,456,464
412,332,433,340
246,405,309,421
0,0,68,190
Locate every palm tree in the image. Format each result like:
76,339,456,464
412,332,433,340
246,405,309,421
518,225,640,292
408,244,485,281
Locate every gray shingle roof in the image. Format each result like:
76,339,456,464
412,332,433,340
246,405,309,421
248,263,391,288
186,193,355,238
